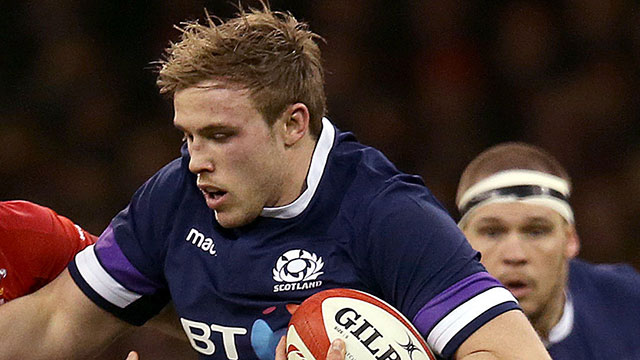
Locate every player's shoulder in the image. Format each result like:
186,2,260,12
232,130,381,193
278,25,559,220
332,128,435,207
132,149,194,205
149,150,191,189
332,129,402,180
329,128,454,236
569,258,640,297
571,258,640,280
111,148,199,247
567,259,640,343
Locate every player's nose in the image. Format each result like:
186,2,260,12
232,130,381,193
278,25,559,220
188,142,215,174
500,233,528,266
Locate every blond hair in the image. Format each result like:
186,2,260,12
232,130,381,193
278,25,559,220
156,4,326,136
456,142,571,205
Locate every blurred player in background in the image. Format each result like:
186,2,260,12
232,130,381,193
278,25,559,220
0,200,193,360
456,142,640,359
0,4,550,360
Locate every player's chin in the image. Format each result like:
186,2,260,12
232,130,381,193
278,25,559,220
214,208,260,229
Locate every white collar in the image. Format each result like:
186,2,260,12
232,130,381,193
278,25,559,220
544,291,574,347
260,117,335,219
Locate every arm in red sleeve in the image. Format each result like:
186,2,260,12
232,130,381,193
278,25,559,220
0,200,97,301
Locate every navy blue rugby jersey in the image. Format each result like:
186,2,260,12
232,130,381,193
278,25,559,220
547,259,640,359
69,118,518,359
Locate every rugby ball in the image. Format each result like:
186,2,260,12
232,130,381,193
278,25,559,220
286,288,435,360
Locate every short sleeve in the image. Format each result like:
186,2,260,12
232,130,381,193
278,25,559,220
68,159,186,325
354,180,519,358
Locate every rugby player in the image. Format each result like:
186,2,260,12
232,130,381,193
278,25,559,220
0,5,550,359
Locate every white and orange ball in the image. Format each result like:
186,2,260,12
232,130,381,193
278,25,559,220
286,288,435,360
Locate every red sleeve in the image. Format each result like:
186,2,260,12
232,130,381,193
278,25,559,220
0,201,97,301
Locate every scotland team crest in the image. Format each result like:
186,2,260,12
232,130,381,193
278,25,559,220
272,249,324,292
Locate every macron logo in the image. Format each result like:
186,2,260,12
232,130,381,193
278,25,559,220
186,228,217,256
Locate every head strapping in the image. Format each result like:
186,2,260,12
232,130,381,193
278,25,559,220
457,169,574,228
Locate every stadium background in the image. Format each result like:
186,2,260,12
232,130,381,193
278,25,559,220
1,1,639,270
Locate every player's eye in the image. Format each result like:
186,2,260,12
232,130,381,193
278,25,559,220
524,226,552,238
211,133,229,140
205,130,235,142
478,226,505,238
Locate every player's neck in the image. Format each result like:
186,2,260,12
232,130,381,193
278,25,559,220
278,135,317,206
531,288,567,342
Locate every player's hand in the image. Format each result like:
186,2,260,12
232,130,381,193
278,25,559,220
275,336,288,360
125,351,139,360
325,338,346,360
275,336,346,360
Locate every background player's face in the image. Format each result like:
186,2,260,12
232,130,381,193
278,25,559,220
462,202,579,322
173,83,290,228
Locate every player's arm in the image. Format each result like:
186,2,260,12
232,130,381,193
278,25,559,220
0,269,132,359
144,302,189,341
360,188,550,359
454,310,550,359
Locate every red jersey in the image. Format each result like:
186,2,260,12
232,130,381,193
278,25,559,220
0,200,97,304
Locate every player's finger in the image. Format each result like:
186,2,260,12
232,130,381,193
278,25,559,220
125,351,139,360
275,336,287,360
326,339,345,360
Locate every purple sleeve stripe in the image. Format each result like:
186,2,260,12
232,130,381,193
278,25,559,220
94,225,163,295
412,272,503,334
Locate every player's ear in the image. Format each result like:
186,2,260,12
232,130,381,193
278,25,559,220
564,223,580,259
282,103,310,146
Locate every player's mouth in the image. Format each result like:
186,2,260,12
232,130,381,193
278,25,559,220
503,279,532,299
198,186,228,209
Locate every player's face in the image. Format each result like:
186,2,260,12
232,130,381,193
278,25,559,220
462,202,579,322
173,84,290,228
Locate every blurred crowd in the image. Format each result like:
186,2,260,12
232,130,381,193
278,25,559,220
2,0,639,268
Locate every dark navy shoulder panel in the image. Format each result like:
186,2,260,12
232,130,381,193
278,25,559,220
569,258,640,302
548,259,640,358
321,129,484,320
110,147,198,285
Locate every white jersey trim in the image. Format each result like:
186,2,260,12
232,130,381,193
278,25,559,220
75,244,142,308
427,287,517,354
261,117,335,219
